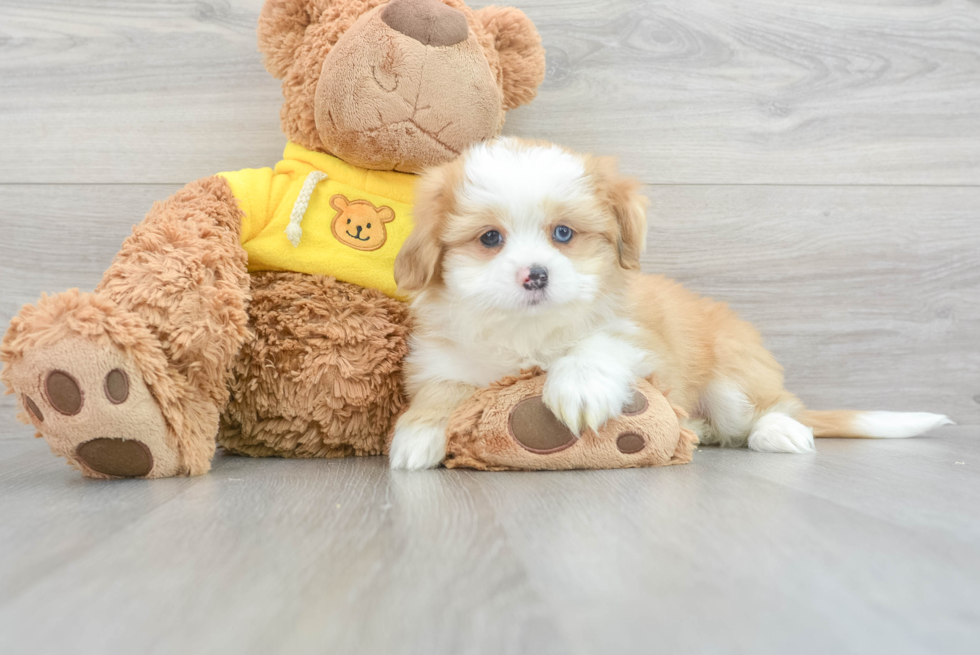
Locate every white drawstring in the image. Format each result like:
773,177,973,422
285,171,328,247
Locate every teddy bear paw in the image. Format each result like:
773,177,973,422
511,389,653,456
5,334,179,479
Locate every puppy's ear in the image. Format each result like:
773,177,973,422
396,161,460,293
588,156,648,271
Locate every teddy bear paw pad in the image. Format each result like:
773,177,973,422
621,389,649,416
509,396,577,454
616,432,646,454
76,438,154,478
6,335,178,478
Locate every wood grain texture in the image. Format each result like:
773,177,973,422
2,0,980,184
3,183,977,423
2,1,980,652
513,0,980,185
642,184,980,424
1,428,978,654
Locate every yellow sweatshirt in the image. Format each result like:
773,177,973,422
218,143,416,299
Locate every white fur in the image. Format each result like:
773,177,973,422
442,230,597,313
391,140,657,466
395,140,950,468
389,419,447,470
851,411,954,438
406,136,642,391
457,138,594,222
441,142,603,315
542,330,654,435
748,413,816,453
695,381,756,447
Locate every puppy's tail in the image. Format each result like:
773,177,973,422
798,410,953,439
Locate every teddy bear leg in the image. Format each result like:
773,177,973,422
1,176,249,478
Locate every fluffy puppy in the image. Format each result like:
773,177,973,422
389,138,951,470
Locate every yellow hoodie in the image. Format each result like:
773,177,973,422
218,143,416,299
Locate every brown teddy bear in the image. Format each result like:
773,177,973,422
0,0,546,478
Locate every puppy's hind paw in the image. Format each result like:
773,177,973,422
389,421,447,470
748,413,815,454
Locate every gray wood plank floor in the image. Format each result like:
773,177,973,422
2,419,978,654
1,1,978,653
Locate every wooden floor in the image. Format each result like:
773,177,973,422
1,1,979,653
2,417,979,654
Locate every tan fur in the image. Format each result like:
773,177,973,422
3,0,548,478
475,5,547,110
625,273,803,422
444,370,696,471
393,379,478,438
1,177,250,477
220,272,410,458
584,156,649,270
396,139,925,455
96,176,251,409
260,0,545,171
394,156,465,292
798,410,864,438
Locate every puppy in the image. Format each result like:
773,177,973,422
388,138,951,470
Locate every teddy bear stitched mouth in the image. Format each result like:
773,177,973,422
322,107,461,159
372,118,460,155
361,63,463,156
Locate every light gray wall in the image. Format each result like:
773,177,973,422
2,0,977,425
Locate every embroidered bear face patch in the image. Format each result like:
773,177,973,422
330,194,396,251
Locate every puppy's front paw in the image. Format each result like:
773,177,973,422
389,420,447,470
543,358,634,435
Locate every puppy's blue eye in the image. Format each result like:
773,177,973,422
552,225,573,243
480,230,503,247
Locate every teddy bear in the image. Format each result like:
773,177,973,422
0,0,547,478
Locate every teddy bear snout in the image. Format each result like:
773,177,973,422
381,0,469,47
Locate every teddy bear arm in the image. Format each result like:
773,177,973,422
445,375,695,471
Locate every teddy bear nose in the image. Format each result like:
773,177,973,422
381,0,469,47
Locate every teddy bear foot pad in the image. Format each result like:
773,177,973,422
444,371,697,471
3,295,183,479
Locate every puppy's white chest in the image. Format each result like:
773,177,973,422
464,343,562,386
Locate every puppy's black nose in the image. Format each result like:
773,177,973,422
523,266,549,291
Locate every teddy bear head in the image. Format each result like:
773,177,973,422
258,0,547,173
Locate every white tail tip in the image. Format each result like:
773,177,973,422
852,412,955,439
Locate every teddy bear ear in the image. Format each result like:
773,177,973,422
257,0,322,79
475,6,547,110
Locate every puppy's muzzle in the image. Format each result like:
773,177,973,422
521,266,549,291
